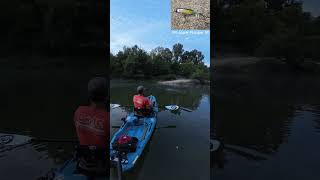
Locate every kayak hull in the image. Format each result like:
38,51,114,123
52,159,108,180
110,95,158,172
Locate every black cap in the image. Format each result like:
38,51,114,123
137,85,145,94
88,77,107,102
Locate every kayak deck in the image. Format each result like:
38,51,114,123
110,95,158,172
53,159,108,180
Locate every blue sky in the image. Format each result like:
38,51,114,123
110,0,211,66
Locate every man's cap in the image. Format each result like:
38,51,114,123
137,85,145,94
88,77,107,102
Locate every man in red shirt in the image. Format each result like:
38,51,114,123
74,77,109,148
133,85,152,116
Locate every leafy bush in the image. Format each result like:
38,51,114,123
110,44,209,80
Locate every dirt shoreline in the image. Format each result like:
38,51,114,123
158,79,208,86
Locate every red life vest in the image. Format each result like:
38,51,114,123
133,95,151,110
74,106,109,147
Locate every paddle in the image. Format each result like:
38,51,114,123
164,105,192,112
114,151,124,180
156,125,176,129
211,139,220,152
31,138,78,143
0,133,78,152
111,103,192,112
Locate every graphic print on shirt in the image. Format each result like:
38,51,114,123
75,112,105,136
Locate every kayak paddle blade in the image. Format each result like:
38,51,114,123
110,104,121,109
165,105,179,111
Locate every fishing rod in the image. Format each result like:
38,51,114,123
111,103,193,112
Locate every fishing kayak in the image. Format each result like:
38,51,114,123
110,95,158,172
41,96,158,179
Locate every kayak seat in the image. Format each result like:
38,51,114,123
133,108,146,118
134,108,155,118
75,145,109,175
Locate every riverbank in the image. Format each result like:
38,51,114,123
158,78,209,86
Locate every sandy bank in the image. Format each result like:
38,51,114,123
158,79,204,86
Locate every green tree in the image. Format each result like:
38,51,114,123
179,62,195,77
172,43,184,62
122,45,151,78
150,47,173,62
150,47,172,75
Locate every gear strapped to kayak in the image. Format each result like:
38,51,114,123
112,135,139,153
110,95,158,172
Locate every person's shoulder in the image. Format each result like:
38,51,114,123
75,106,90,114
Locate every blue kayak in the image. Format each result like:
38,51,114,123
110,95,158,172
43,96,157,179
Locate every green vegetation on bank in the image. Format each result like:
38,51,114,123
110,43,209,82
214,0,320,70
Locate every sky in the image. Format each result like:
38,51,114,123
110,0,211,66
303,0,320,17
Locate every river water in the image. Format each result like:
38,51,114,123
2,63,318,180
0,63,106,179
110,80,210,180
0,71,210,179
212,73,320,180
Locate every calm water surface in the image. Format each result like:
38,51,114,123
110,80,210,180
213,74,320,180
0,74,210,179
0,65,105,179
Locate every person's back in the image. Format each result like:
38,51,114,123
73,77,109,174
133,86,152,116
74,105,109,147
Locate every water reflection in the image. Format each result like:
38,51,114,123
110,80,208,110
212,73,320,179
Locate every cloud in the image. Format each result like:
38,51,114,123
110,0,210,66
110,15,169,53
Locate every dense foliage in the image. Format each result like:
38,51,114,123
0,0,106,57
214,0,320,68
110,44,209,82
